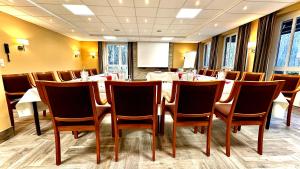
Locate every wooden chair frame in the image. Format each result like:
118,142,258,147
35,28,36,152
37,81,109,165
71,70,81,79
57,71,75,81
216,81,284,157
198,69,206,75
271,74,300,126
161,81,225,158
33,71,57,81
241,72,265,81
105,81,161,161
205,69,215,76
225,71,240,80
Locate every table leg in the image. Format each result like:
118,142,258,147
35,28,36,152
266,102,273,129
157,115,161,134
32,102,41,135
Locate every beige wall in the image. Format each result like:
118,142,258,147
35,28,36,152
80,41,98,71
0,12,83,132
172,43,198,68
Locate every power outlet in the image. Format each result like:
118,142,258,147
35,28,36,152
0,58,5,67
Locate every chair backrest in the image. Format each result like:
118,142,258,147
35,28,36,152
37,81,99,124
72,70,81,78
225,71,240,80
89,68,98,76
213,70,219,77
205,70,214,76
170,68,178,72
57,71,74,81
2,73,33,95
241,72,265,81
105,81,161,118
173,81,224,117
198,69,206,75
271,74,300,92
231,81,281,116
33,72,56,81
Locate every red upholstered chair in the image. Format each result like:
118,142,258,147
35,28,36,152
198,69,206,75
89,68,98,76
105,81,161,161
170,68,178,72
57,71,74,81
36,81,110,165
33,71,56,81
2,73,34,128
225,71,240,80
241,72,265,81
205,69,214,76
213,70,219,77
215,81,283,157
161,81,225,157
72,70,81,79
271,74,300,126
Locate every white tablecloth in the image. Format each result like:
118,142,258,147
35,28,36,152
146,72,179,82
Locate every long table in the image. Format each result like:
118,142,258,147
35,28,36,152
15,73,290,135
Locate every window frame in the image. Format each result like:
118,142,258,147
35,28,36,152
222,33,238,70
269,10,300,77
203,42,211,68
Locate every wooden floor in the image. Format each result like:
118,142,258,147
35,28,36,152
1,108,300,169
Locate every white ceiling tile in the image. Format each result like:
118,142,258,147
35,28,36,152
196,9,221,19
98,15,119,23
159,0,185,8
0,0,34,6
0,6,27,15
112,7,135,16
89,6,114,16
16,6,52,16
153,24,169,29
169,24,196,30
134,0,159,7
229,1,292,14
246,0,297,2
137,17,154,23
122,23,138,29
138,23,153,28
81,0,110,6
215,13,262,23
108,0,134,7
39,4,72,15
154,17,174,24
206,0,240,10
135,7,157,17
118,16,137,23
183,0,211,8
157,8,178,17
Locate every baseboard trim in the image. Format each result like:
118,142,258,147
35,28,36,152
0,127,14,143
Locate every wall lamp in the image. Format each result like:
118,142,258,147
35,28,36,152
248,42,256,53
16,38,29,51
74,50,80,57
90,52,96,59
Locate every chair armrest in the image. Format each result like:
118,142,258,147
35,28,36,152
163,95,173,103
219,81,238,103
5,92,25,97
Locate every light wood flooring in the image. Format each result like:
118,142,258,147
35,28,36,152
1,108,300,169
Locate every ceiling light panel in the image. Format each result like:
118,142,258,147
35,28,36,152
63,4,94,16
176,8,202,18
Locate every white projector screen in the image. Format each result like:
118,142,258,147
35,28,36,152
137,42,169,68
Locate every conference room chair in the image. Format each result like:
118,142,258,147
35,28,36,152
2,73,33,128
170,68,178,72
105,81,161,161
225,71,240,80
215,81,283,157
89,68,98,76
36,81,110,165
57,71,74,81
72,70,81,79
205,69,214,76
271,74,300,126
33,71,56,81
161,81,225,157
241,72,265,81
213,70,219,77
198,69,206,75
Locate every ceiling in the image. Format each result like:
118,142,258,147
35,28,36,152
0,0,299,42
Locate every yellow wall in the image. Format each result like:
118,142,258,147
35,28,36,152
172,43,198,68
0,12,82,132
246,20,259,72
80,41,98,71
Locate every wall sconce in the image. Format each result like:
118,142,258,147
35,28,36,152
16,38,29,51
74,50,80,57
247,42,256,53
90,52,96,59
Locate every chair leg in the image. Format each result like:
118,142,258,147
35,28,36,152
95,127,101,164
152,124,156,161
206,125,211,156
161,113,165,135
111,115,115,137
54,131,61,165
193,127,198,134
8,107,15,129
200,126,205,134
43,110,46,117
225,124,231,157
287,103,293,126
72,131,79,139
258,125,264,155
114,128,119,162
172,123,176,158
233,126,238,133
238,126,241,131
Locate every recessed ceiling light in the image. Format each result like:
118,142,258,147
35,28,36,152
49,19,53,23
145,0,149,5
8,0,14,3
101,28,104,32
63,4,94,16
195,0,200,6
88,17,92,21
144,18,148,23
214,23,218,27
71,29,75,32
104,36,117,40
198,32,201,35
157,30,162,32
172,30,175,33
126,18,129,23
114,29,120,32
176,8,202,19
119,0,123,4
162,37,174,41
243,6,248,10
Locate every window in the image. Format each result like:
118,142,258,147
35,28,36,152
222,34,237,69
106,43,128,77
203,42,211,67
274,16,300,74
